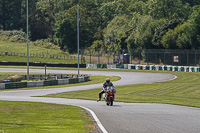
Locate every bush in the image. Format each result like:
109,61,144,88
0,30,26,42
0,74,10,83
7,75,22,82
30,39,60,50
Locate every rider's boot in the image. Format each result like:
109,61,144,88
97,93,102,102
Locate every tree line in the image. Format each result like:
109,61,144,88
0,0,200,53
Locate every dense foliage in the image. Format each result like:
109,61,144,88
0,0,200,53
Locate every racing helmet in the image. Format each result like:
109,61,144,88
106,78,110,83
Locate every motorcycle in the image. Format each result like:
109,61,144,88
103,86,116,106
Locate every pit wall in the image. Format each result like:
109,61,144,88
86,64,200,72
0,74,90,90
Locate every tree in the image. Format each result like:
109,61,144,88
182,0,200,6
103,15,131,50
141,19,166,49
126,13,152,49
161,22,191,49
0,0,25,30
56,18,76,53
147,0,191,20
188,5,200,49
128,0,147,15
152,19,183,48
98,1,126,29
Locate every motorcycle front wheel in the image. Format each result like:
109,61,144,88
110,97,113,106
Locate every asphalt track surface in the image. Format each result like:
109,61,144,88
0,68,200,133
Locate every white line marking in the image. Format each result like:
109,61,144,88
79,105,108,133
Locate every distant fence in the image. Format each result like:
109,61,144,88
142,49,200,66
1,51,78,60
82,49,200,66
1,51,86,64
2,49,200,66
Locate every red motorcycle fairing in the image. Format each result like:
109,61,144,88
105,86,116,106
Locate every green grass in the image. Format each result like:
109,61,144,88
0,41,80,63
45,71,200,108
0,101,94,133
0,55,77,63
0,41,65,55
0,72,121,133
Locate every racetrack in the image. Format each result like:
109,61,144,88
0,68,200,133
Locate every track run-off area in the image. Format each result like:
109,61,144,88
0,68,200,133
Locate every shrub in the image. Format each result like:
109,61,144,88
0,74,10,83
7,75,22,82
30,39,60,50
0,30,26,42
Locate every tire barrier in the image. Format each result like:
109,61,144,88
87,64,200,72
86,64,128,69
128,64,200,72
0,74,90,90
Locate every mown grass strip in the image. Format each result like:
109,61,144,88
0,101,94,133
45,71,200,108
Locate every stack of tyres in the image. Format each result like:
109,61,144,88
50,80,58,86
159,66,163,70
146,65,150,70
131,65,136,69
164,66,168,71
44,80,51,86
84,76,89,82
69,78,79,84
151,65,156,70
5,83,12,89
180,67,185,72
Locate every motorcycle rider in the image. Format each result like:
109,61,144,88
97,78,114,102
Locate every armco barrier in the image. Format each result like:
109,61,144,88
0,61,86,68
0,75,90,90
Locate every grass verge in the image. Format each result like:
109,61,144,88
0,101,94,133
0,55,78,63
0,41,64,55
44,71,200,108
